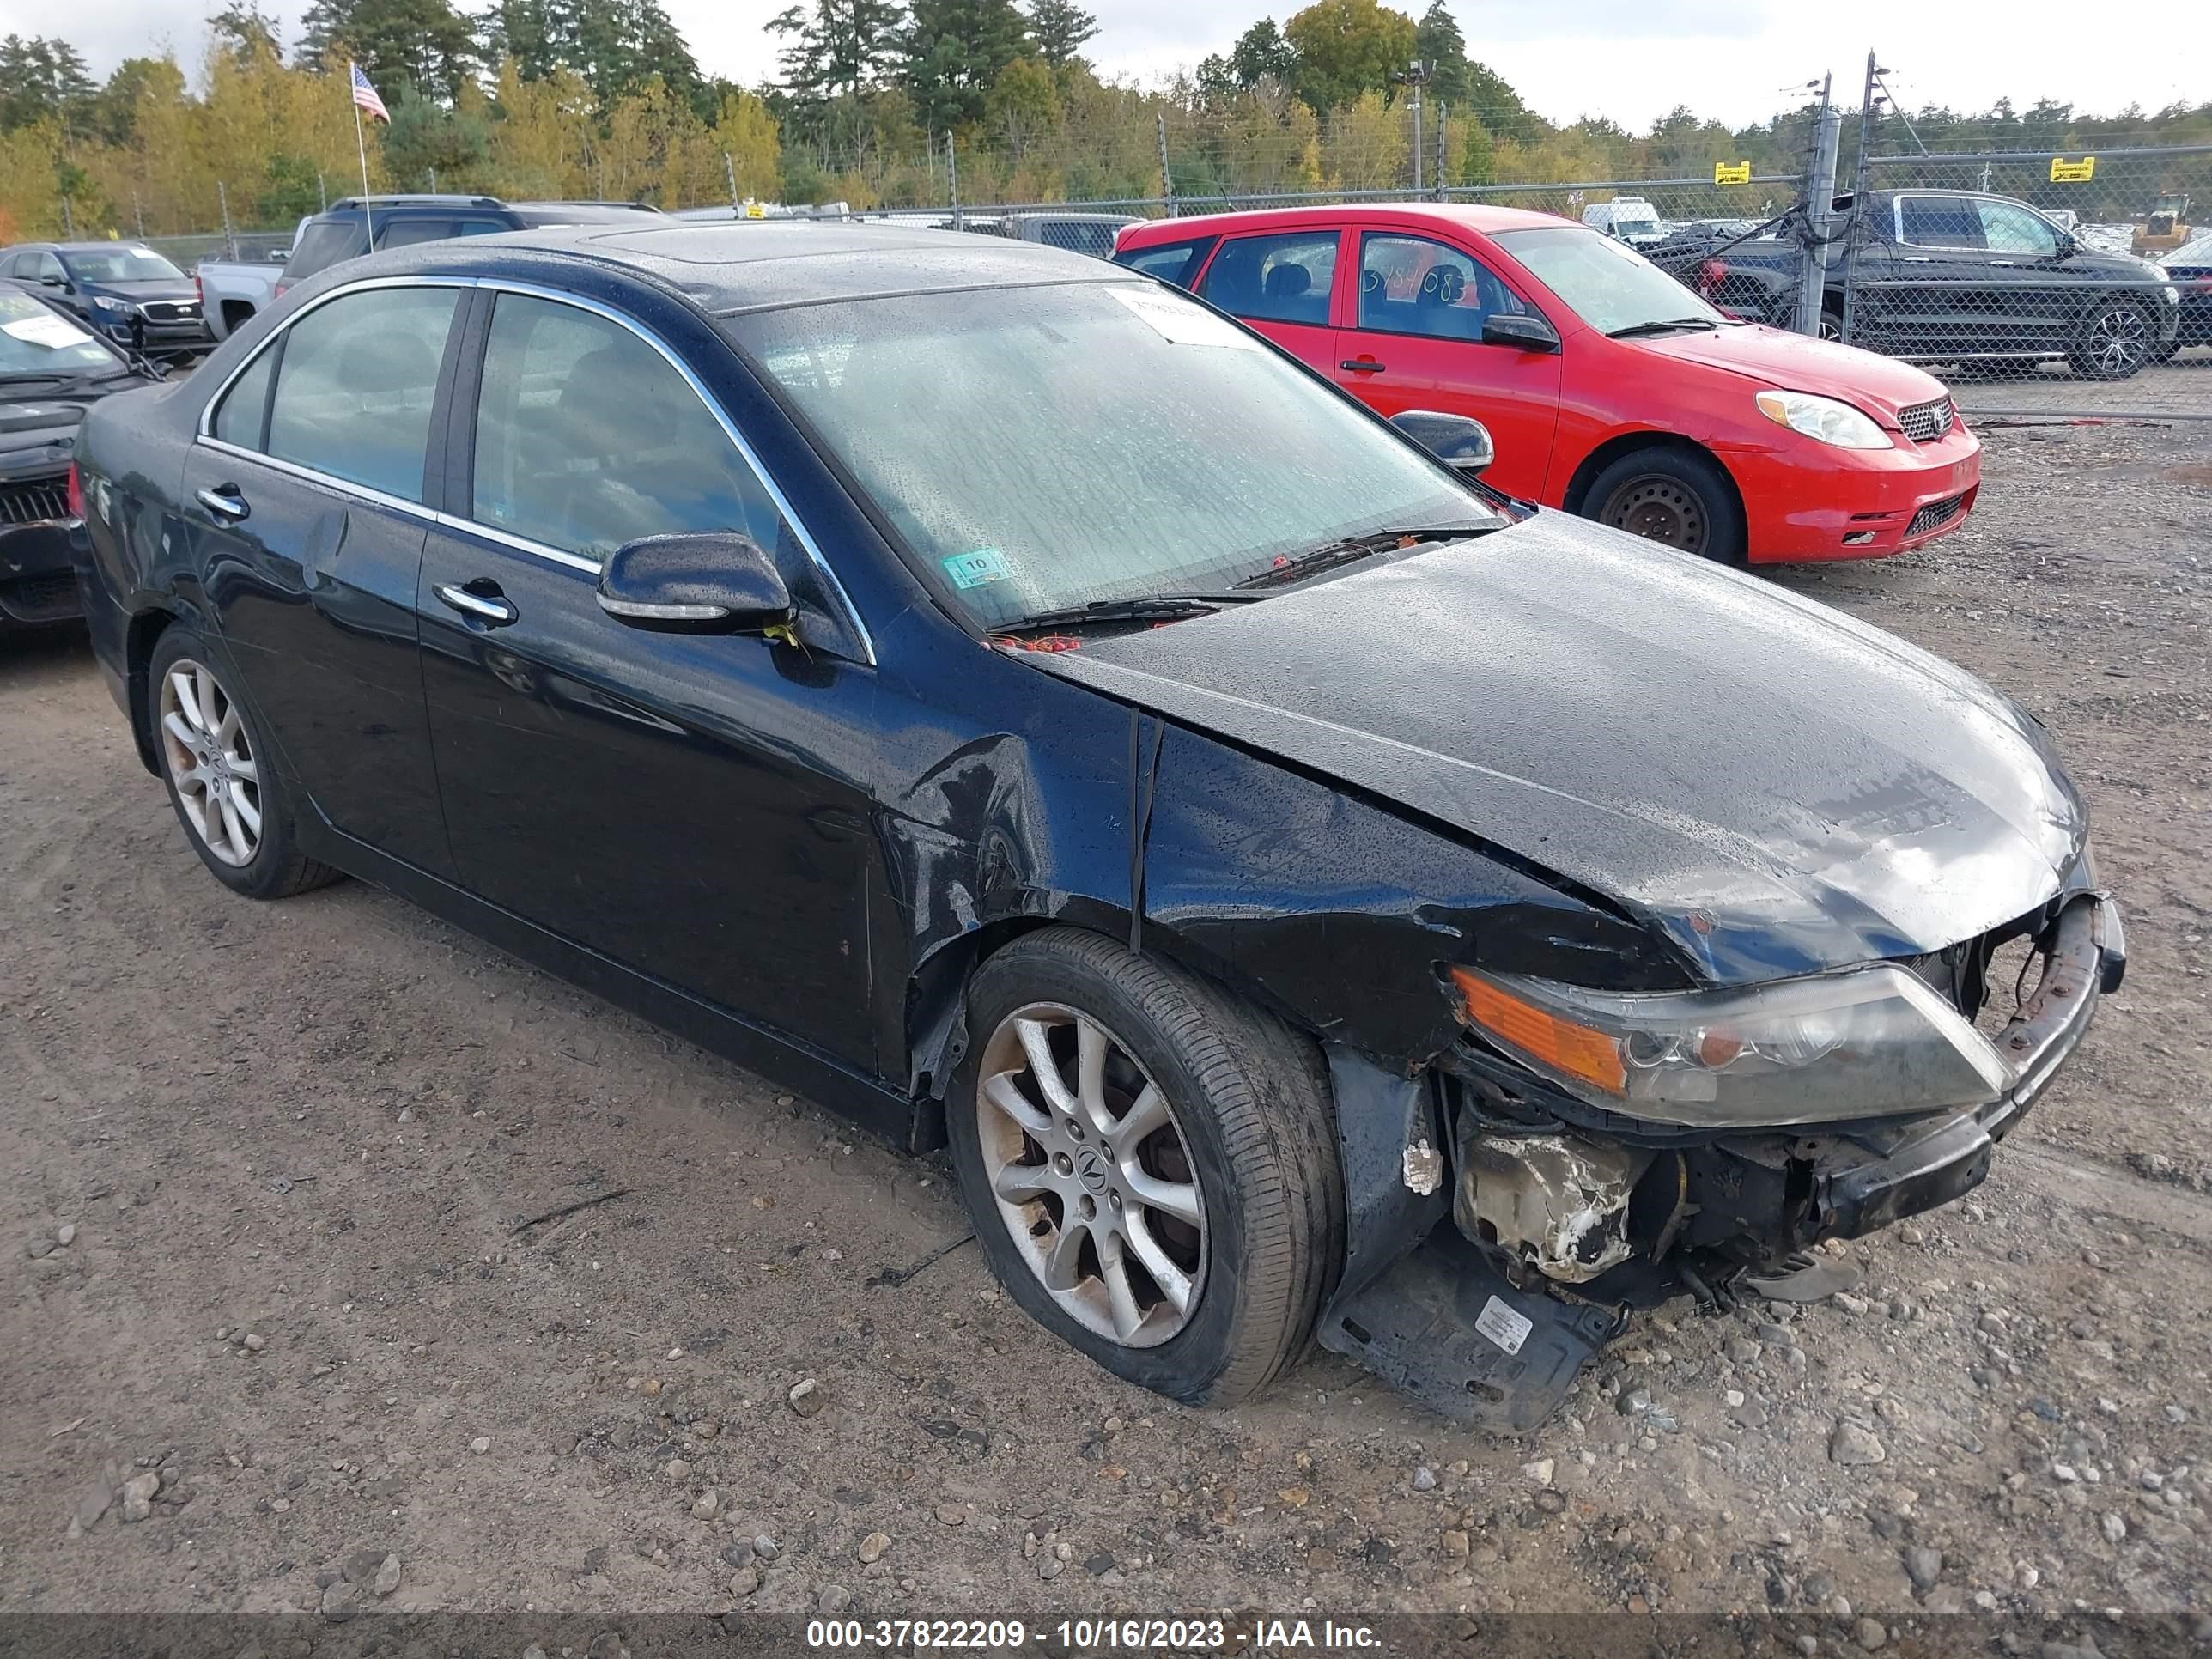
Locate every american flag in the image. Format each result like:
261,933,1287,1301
349,62,390,124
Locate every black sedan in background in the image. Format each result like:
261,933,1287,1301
0,281,160,631
68,224,2122,1426
0,241,212,361
2161,233,2212,351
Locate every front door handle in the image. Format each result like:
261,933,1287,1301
1340,357,1388,374
435,581,518,627
195,484,248,522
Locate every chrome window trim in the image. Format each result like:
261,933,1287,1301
195,270,875,665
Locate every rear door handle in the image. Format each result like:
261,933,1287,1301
195,484,248,522
1340,358,1387,374
435,582,518,627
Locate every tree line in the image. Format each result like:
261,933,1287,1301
0,0,2206,243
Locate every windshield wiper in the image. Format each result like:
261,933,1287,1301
990,592,1259,634
1234,522,1498,591
1607,317,1721,338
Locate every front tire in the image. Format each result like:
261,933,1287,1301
946,927,1342,1407
1583,447,1748,565
148,628,338,900
2069,298,2157,380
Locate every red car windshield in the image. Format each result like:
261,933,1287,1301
1493,226,1726,336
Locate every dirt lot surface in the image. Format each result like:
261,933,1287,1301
3,418,2209,1637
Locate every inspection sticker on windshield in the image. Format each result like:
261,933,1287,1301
1474,1294,1533,1355
1107,283,1255,349
3,314,94,350
943,548,1013,589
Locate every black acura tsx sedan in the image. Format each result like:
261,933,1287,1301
68,222,2123,1426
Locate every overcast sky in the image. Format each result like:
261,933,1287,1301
49,0,2212,134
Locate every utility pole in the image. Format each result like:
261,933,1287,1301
1796,73,1841,337
725,150,740,213
1435,101,1448,200
319,173,327,211
1157,112,1175,217
61,195,75,238
1406,60,1428,195
131,190,144,237
428,167,438,193
1840,51,1881,346
947,132,961,230
217,179,234,259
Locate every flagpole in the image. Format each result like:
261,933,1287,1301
353,92,374,250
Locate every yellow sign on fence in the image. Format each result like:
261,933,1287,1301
1714,161,1753,186
2050,156,2096,183
744,201,768,219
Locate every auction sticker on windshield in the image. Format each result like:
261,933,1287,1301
943,548,1014,588
3,314,95,350
1107,283,1256,348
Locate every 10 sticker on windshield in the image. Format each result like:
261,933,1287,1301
943,548,1014,589
1107,283,1257,349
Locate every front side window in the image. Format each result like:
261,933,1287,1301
469,292,778,562
1198,230,1338,326
264,285,459,500
1113,236,1217,290
1358,234,1531,342
726,281,1492,630
1978,201,2061,257
1899,197,1985,249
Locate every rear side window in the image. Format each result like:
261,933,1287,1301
283,220,363,282
1113,236,1216,289
1198,231,1338,326
210,348,278,448
1899,197,1984,249
264,286,459,501
467,292,780,562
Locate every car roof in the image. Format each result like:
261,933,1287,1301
385,221,1125,314
1116,202,1574,245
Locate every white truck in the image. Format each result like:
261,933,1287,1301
194,216,312,341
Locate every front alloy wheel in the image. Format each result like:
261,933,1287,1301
975,1003,1206,1348
2072,301,2155,380
159,657,261,866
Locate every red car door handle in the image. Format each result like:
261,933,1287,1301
1340,358,1387,373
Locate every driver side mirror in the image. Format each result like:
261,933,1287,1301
2053,232,2078,260
40,273,67,289
1480,312,1560,353
596,532,796,635
1391,410,1495,477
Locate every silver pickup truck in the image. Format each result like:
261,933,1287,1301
195,217,310,342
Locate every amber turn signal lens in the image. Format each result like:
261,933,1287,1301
1449,968,1626,1095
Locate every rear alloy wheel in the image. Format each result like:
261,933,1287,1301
947,927,1342,1406
147,627,338,899
1584,447,1747,565
2069,300,2157,380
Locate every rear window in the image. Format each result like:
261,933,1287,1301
1111,237,1217,290
283,220,364,283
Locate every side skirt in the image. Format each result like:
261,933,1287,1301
297,818,934,1154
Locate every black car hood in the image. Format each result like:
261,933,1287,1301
1030,515,2085,984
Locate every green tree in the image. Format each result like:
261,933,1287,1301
1023,0,1097,68
94,56,182,146
985,53,1058,158
902,0,1027,132
0,36,97,138
486,0,704,111
768,0,906,105
297,0,480,105
1227,19,1295,88
1412,0,1467,111
210,3,285,62
1281,0,1414,115
381,85,492,187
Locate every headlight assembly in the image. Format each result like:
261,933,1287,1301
90,295,130,314
1753,389,1892,450
1447,963,2010,1127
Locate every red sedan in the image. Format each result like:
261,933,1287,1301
1114,204,1980,565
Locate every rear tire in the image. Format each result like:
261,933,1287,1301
147,627,339,900
946,927,1342,1407
1583,447,1748,566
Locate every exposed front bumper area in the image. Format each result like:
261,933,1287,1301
1318,892,2121,1428
0,518,83,629
1729,426,1983,563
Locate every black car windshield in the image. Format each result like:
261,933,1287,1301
0,289,121,376
1493,225,1725,335
725,281,1492,628
60,247,185,283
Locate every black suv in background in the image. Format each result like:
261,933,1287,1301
276,196,666,296
0,242,211,361
1655,189,2183,379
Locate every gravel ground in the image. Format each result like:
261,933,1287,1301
2,417,2209,1632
